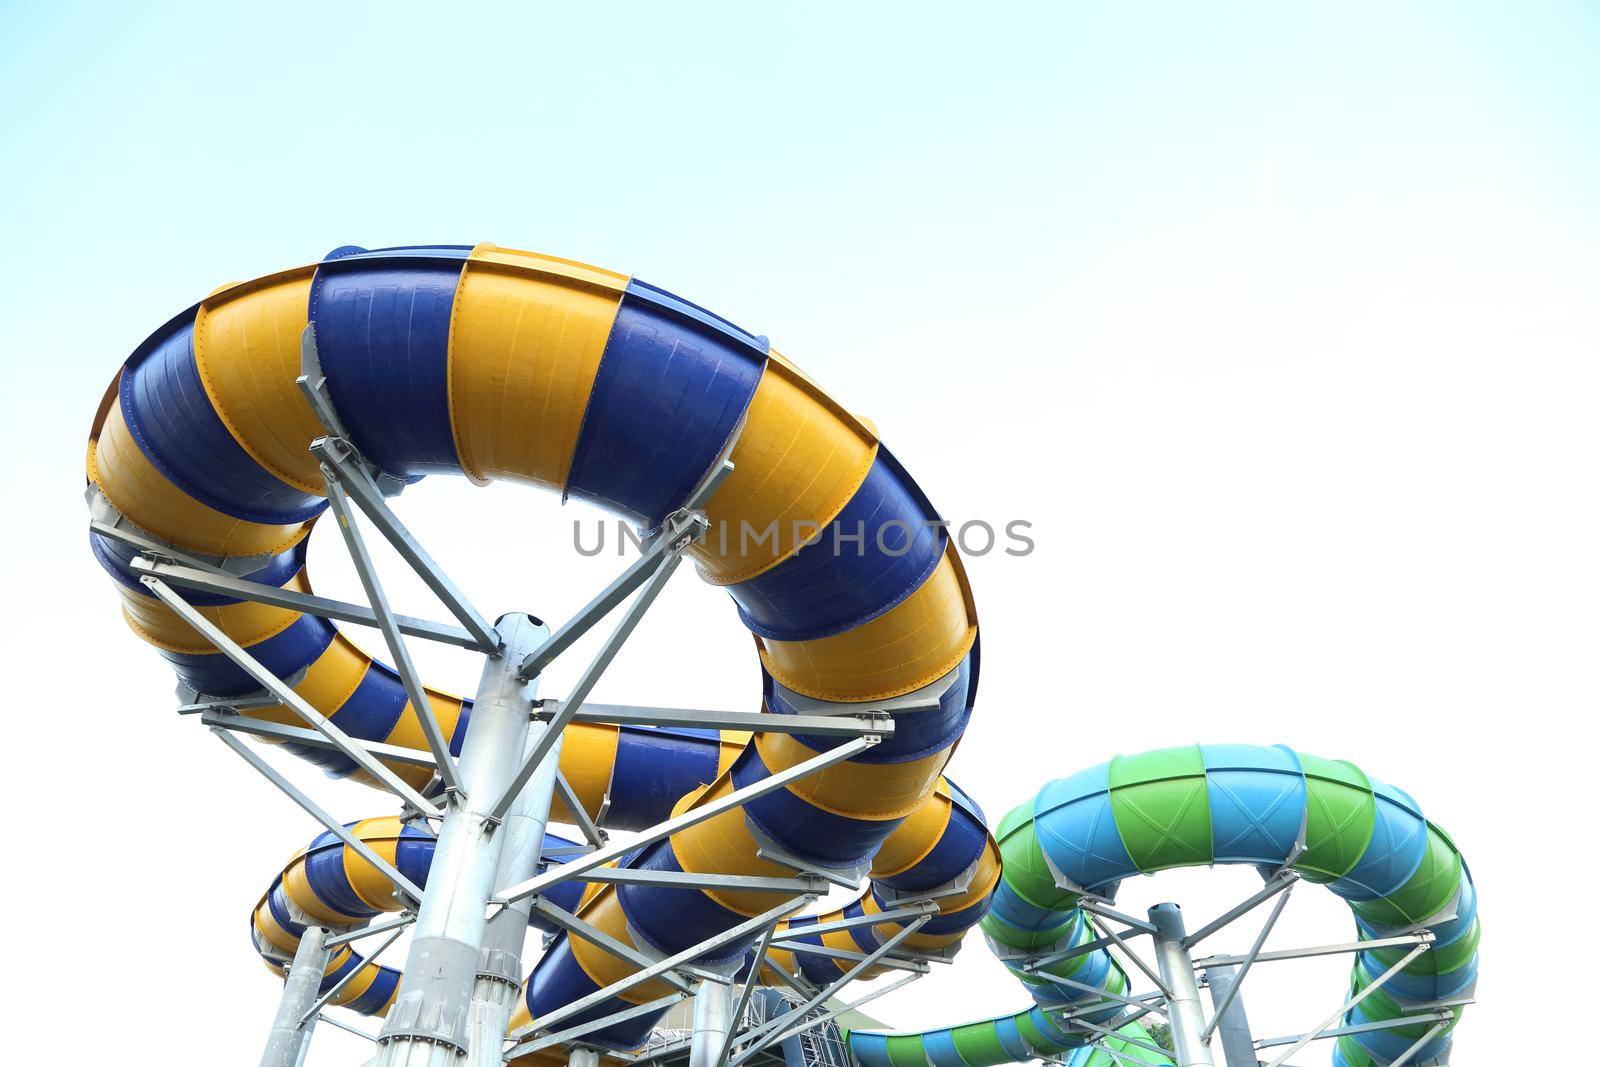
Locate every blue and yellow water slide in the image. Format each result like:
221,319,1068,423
86,244,1002,1061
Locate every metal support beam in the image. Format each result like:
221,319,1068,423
318,465,461,791
89,515,233,576
575,867,827,895
773,941,929,975
689,979,734,1067
260,925,330,1067
466,721,565,1067
212,728,423,904
769,903,938,945
1253,1011,1455,1050
1080,901,1159,936
729,915,932,1067
1034,972,1164,1018
509,993,686,1059
131,556,479,649
1200,882,1293,1043
756,971,923,1053
1019,926,1152,973
488,532,697,825
541,700,896,739
1083,909,1172,1001
1148,904,1213,1067
180,692,285,716
516,897,812,1042
554,769,607,847
311,437,500,653
1194,931,1432,970
1183,871,1298,950
1202,966,1256,1067
516,461,731,682
1072,1016,1176,1059
1388,1023,1448,1067
754,840,866,892
759,956,819,1001
1262,941,1432,1067
374,614,547,1066
1062,993,1166,1023
496,736,878,907
529,898,693,994
325,912,416,949
146,575,441,817
203,710,438,769
317,1012,379,1042
299,924,409,1026
716,922,781,1067
517,521,690,683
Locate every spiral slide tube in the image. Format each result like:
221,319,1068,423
846,745,1477,1067
247,743,996,1026
86,244,998,1057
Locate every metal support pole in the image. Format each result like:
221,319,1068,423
689,979,734,1067
299,923,410,1027
1200,882,1292,1043
465,727,565,1067
261,925,330,1067
1202,966,1256,1067
1148,904,1214,1067
374,614,548,1066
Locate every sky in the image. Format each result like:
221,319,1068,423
2,2,1597,1063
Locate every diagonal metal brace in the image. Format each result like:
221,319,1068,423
310,436,500,653
130,556,480,650
317,462,462,793
211,727,423,904
516,459,732,682
144,575,440,816
495,735,877,907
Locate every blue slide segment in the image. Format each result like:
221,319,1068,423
309,245,473,478
730,448,946,641
120,306,327,523
566,278,768,528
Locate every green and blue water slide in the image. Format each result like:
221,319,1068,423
845,745,1477,1067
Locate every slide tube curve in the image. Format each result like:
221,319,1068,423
845,744,1477,1067
86,244,995,1058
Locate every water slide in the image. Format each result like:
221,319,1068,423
845,745,1478,1067
247,759,994,1030
86,244,997,1059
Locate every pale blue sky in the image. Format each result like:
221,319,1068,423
4,4,1597,1062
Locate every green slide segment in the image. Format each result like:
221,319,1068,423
846,745,1476,1067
